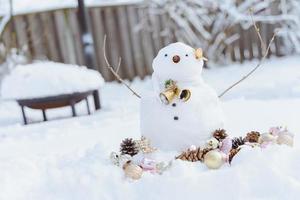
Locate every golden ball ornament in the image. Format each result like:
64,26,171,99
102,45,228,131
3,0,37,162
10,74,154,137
123,161,143,180
204,150,224,169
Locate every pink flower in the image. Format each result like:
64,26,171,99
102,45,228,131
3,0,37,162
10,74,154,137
269,126,282,136
140,158,157,173
220,138,232,154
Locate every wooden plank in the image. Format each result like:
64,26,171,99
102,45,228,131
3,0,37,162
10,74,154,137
260,23,269,58
256,22,263,59
160,14,173,46
14,16,28,50
27,13,47,59
67,9,85,66
103,7,124,78
1,22,11,49
229,41,236,62
238,25,245,63
138,8,154,75
40,12,61,61
149,11,163,54
249,25,259,59
127,6,146,78
63,10,77,64
266,23,274,58
116,6,135,80
90,8,112,81
53,10,77,64
246,27,254,60
12,16,30,60
274,30,283,56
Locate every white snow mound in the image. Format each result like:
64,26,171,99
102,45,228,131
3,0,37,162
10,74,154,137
0,62,104,99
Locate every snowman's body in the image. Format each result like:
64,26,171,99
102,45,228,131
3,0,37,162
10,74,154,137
140,42,224,151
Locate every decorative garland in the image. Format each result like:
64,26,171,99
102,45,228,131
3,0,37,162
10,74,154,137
110,126,294,180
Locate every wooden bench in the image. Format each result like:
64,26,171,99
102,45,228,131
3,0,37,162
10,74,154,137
17,90,100,125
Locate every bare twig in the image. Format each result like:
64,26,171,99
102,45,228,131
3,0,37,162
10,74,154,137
103,35,141,99
218,30,277,98
250,10,267,53
218,9,278,98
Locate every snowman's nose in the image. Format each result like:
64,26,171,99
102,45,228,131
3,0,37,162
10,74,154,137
172,55,180,63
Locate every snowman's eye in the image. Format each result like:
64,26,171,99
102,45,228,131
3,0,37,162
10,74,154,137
185,54,188,57
164,54,168,57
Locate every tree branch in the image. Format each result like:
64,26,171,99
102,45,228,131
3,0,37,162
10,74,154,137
218,11,278,98
103,35,141,99
218,31,277,98
250,11,267,53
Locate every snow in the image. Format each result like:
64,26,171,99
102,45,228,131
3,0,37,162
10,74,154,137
0,0,143,16
0,61,104,100
0,55,300,199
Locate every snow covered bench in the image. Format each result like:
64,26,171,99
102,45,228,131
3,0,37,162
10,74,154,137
1,62,104,124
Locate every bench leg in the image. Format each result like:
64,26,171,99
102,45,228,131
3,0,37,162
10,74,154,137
21,106,27,125
70,101,77,117
93,90,101,110
42,109,47,121
85,98,91,115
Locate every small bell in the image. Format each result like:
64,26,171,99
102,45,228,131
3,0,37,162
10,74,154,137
195,48,208,61
179,89,191,102
159,87,180,105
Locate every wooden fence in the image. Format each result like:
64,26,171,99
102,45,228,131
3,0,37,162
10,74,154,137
0,2,283,81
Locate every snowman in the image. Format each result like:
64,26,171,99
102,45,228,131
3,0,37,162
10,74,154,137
140,42,225,151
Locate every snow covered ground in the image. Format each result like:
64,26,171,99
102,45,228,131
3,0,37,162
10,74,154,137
0,55,300,200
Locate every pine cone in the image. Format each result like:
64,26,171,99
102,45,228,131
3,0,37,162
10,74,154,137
229,148,241,163
176,147,212,162
232,137,244,149
120,138,139,156
244,131,260,143
213,129,228,141
135,136,156,154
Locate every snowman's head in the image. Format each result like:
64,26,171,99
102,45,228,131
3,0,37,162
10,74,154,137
152,42,205,82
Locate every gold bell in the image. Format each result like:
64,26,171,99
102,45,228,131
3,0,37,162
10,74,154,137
195,48,208,61
159,87,180,105
123,161,143,180
179,89,191,102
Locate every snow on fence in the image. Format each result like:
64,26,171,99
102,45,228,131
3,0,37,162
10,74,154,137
0,2,284,81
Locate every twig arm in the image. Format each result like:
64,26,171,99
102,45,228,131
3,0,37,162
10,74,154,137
218,32,277,98
103,35,141,99
218,11,278,98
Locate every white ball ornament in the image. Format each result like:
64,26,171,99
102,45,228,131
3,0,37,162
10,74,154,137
205,138,219,149
204,150,224,169
110,152,131,167
189,145,197,151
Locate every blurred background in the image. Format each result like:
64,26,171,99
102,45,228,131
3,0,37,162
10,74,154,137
0,0,299,81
